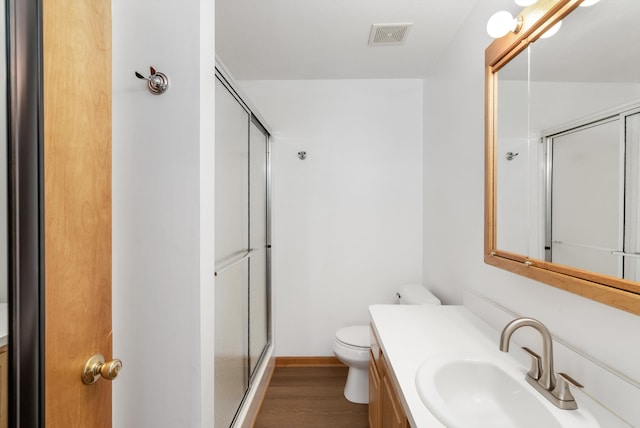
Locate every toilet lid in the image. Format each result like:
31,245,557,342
336,326,370,348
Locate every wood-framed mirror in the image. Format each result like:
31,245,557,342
485,0,640,315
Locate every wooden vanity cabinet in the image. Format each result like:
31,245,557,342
369,349,381,427
369,326,410,428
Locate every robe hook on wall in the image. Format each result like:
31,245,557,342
135,66,170,95
505,151,519,161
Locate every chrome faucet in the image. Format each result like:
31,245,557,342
500,317,583,410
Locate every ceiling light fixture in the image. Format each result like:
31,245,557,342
486,11,523,39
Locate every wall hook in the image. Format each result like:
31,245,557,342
505,151,519,161
135,66,169,95
297,151,307,160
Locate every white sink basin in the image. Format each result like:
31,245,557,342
415,355,600,428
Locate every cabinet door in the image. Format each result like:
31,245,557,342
369,351,381,428
381,376,407,428
380,355,409,428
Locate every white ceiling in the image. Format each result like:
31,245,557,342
215,0,486,80
216,0,636,82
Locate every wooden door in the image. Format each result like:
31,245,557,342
43,0,113,427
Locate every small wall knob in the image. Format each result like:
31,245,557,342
134,66,169,95
82,353,122,385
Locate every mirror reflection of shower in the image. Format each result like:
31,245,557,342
543,108,640,282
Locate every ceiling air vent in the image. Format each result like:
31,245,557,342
368,23,413,46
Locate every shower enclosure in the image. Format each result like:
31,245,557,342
545,106,640,281
214,68,271,428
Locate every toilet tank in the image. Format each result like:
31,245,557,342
396,284,441,305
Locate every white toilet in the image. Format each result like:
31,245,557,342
333,284,441,404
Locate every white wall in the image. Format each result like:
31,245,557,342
423,2,640,425
239,80,424,356
112,0,215,426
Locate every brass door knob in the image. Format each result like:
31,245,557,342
82,353,122,385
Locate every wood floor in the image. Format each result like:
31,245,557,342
254,366,369,428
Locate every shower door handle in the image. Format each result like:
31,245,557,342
611,251,640,258
214,249,256,277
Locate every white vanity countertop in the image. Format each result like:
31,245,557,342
369,304,630,428
0,302,7,347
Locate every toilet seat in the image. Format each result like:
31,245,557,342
335,326,370,349
335,340,368,353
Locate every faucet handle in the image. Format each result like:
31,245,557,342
552,372,583,408
522,346,542,380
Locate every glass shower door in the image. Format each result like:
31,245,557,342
249,120,269,376
214,76,250,428
214,70,271,427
